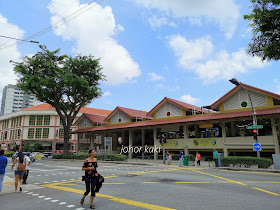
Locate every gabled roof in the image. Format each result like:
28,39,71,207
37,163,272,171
23,104,112,116
74,113,108,126
146,97,210,117
210,83,280,110
73,107,280,133
104,106,151,122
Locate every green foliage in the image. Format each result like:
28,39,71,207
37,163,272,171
13,45,105,155
52,154,128,161
244,0,280,61
23,143,30,152
222,156,272,168
5,151,15,157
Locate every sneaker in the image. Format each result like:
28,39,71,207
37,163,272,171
20,187,22,192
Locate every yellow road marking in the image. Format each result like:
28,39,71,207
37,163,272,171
42,183,175,210
186,168,280,197
221,170,280,175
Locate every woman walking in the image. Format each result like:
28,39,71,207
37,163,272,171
80,150,98,209
11,151,26,191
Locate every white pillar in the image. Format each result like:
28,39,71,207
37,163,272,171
271,118,280,154
153,127,158,160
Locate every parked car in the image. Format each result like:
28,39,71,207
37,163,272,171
12,152,35,162
43,152,53,159
31,152,45,160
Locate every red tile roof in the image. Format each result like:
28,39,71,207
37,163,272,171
23,104,112,116
83,113,107,123
146,97,210,117
73,107,280,133
210,83,280,110
104,106,151,122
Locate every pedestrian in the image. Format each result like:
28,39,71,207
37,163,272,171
213,149,219,167
179,151,184,167
196,152,201,166
166,151,171,165
11,151,26,191
23,152,31,184
80,149,99,209
0,149,8,193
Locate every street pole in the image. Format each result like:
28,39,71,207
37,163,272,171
229,78,260,158
162,143,165,164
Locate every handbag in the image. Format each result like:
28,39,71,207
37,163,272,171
17,163,26,171
82,176,85,181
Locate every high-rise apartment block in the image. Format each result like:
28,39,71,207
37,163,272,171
1,84,39,116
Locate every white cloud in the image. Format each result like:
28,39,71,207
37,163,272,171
169,34,268,84
103,91,112,97
180,94,200,105
147,72,164,81
133,0,240,38
0,13,24,100
48,0,141,85
148,16,177,29
169,34,213,69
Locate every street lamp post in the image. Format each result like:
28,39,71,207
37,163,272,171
229,78,260,158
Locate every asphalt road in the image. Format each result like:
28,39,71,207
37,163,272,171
1,158,280,210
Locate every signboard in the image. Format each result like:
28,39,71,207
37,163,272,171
193,138,217,147
164,139,179,147
253,143,262,151
199,124,213,128
246,125,263,129
104,137,112,146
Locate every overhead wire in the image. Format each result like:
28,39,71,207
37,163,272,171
0,0,104,51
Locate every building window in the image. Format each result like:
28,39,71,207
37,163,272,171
42,128,49,139
29,116,36,125
1,132,4,141
44,115,50,125
36,115,43,125
59,128,64,139
28,128,35,139
35,128,42,139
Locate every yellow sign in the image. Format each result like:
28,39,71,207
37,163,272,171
164,139,179,147
199,124,213,128
193,138,217,147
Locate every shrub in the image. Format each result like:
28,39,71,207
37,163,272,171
5,151,15,157
52,153,128,161
222,156,272,168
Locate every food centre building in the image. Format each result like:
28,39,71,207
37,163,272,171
74,83,280,159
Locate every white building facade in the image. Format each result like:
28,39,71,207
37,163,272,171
1,84,39,116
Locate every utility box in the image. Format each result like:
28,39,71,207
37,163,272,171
272,154,280,169
183,155,188,166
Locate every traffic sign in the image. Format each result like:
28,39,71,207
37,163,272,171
246,125,263,129
253,143,262,151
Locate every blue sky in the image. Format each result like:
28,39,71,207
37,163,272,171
1,0,280,112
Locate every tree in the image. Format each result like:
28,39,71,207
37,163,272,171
13,45,105,155
244,0,280,61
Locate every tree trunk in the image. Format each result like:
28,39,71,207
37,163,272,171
63,126,70,156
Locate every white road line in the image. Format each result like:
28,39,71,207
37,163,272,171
62,180,67,181
51,200,59,202
44,197,52,200
44,182,49,183
67,205,75,208
37,175,41,176
32,194,39,196
59,173,63,174
72,172,76,173
23,191,28,193
53,181,58,182
34,183,40,185
75,208,85,210
70,179,75,180
59,202,67,205
52,174,56,175
38,196,45,198
27,192,33,194
111,174,115,175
